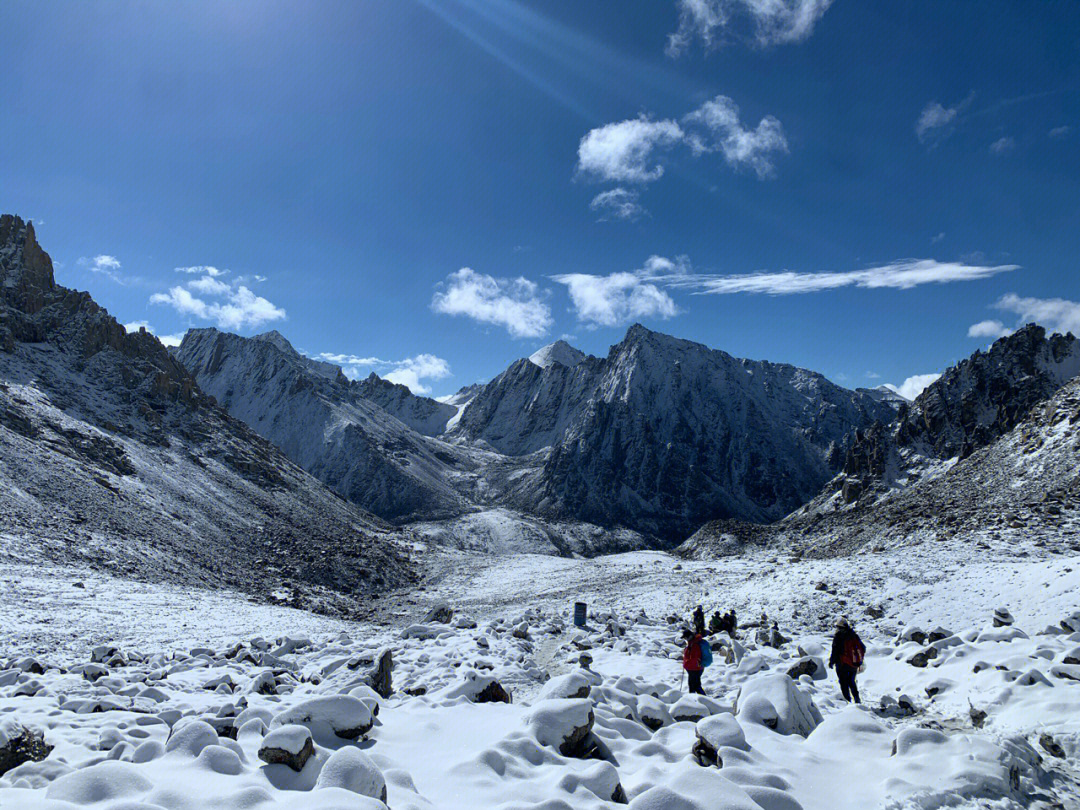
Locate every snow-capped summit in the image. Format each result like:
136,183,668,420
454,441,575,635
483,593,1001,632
529,340,586,369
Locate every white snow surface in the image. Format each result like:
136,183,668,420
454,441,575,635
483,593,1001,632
528,340,587,369
1,537,1079,809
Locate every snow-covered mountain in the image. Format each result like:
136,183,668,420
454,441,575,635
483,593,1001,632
180,323,896,544
0,215,412,614
529,340,587,369
176,328,469,522
805,325,1080,511
505,325,897,539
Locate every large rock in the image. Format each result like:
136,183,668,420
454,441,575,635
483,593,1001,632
273,696,374,741
692,714,748,766
258,725,315,772
314,746,387,801
736,674,822,736
525,698,595,757
0,719,52,776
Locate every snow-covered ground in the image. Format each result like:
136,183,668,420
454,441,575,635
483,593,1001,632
1,539,1079,809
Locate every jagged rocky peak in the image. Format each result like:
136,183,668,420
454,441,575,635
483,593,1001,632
529,339,586,369
1,215,56,315
823,323,1080,508
855,385,909,407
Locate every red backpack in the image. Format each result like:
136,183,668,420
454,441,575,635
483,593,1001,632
841,635,865,668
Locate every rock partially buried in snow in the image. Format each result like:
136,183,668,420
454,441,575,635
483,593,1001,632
0,719,52,777
259,724,315,772
273,696,374,741
537,671,591,701
693,714,748,766
437,670,512,704
315,746,387,801
525,698,594,757
993,607,1015,627
736,673,822,736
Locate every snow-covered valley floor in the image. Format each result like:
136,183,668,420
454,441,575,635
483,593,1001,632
2,537,1079,809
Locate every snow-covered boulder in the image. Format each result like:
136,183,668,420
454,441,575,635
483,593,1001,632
636,695,672,731
436,670,511,704
315,746,387,801
736,674,822,736
693,713,749,765
44,761,153,804
164,719,220,758
259,724,315,772
524,698,594,757
273,696,374,741
537,671,591,701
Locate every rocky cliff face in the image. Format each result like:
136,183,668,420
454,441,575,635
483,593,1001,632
0,215,412,614
503,325,895,540
813,325,1080,509
176,328,468,521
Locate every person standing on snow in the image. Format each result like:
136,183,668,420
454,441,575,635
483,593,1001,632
682,628,708,695
692,605,706,636
828,617,866,703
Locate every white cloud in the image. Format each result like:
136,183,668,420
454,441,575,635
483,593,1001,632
590,188,647,221
885,373,941,401
967,319,1012,339
916,96,973,144
123,321,185,348
683,95,788,177
576,94,787,210
1049,126,1070,139
431,268,552,338
77,254,125,283
175,265,228,277
551,256,683,328
666,258,1016,295
989,136,1015,155
187,275,231,295
314,351,451,395
384,354,452,395
991,293,1080,336
931,232,945,244
150,271,285,331
666,0,832,56
577,117,684,183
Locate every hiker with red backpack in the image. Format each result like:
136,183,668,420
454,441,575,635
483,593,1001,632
828,617,866,703
682,628,712,695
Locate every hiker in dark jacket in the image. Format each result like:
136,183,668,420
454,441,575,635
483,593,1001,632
709,611,724,635
828,617,866,703
682,628,707,695
692,605,706,636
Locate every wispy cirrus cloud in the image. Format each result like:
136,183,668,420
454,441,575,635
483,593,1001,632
664,258,1017,295
314,351,451,395
666,0,832,57
916,94,973,145
989,136,1015,155
77,254,126,284
590,187,648,221
552,255,1016,327
432,268,552,338
150,266,285,330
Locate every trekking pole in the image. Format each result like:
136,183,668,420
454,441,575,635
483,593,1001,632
679,667,685,692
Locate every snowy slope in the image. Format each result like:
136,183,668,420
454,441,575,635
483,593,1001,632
529,339,587,369
0,214,412,614
176,328,469,522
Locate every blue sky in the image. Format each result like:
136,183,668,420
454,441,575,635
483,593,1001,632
2,1,1078,398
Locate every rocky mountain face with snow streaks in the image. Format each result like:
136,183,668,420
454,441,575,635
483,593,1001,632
0,215,411,614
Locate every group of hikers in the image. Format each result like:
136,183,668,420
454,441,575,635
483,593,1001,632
681,604,866,702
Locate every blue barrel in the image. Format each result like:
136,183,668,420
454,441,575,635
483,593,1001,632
573,602,587,627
